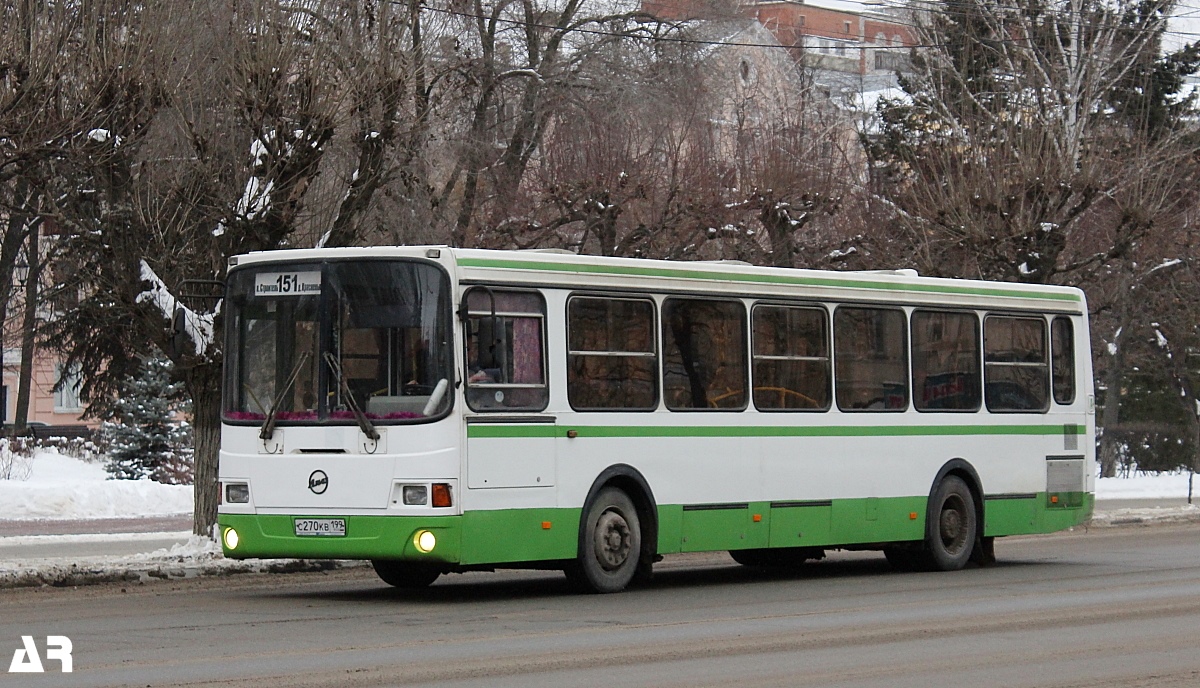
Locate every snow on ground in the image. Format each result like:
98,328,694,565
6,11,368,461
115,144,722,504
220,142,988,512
0,450,192,520
0,449,1197,587
0,534,345,587
1096,471,1196,500
0,450,347,586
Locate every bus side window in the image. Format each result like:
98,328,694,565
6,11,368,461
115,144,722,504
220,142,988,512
662,298,747,410
911,310,981,412
464,290,548,412
1051,317,1075,405
834,307,909,412
751,304,830,411
567,296,658,410
983,315,1048,412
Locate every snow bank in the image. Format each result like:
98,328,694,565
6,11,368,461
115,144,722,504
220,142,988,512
0,451,192,520
0,535,349,588
1096,471,1195,500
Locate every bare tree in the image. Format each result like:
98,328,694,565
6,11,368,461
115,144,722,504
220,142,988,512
867,0,1189,283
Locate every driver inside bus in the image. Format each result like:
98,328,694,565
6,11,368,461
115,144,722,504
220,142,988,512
467,336,500,384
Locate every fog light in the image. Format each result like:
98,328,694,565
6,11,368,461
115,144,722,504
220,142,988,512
223,528,240,550
226,483,250,504
402,485,428,505
413,529,436,553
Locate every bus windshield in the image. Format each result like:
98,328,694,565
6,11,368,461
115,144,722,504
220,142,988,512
223,260,453,424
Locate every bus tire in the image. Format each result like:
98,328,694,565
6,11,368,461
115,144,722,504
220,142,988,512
569,487,641,593
371,560,441,588
922,475,976,571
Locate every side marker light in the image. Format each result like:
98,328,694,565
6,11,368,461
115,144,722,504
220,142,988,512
910,512,918,520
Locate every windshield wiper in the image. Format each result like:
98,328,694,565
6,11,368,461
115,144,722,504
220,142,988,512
260,352,311,441
323,352,380,441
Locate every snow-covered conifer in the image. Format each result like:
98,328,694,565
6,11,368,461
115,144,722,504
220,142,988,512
103,357,193,483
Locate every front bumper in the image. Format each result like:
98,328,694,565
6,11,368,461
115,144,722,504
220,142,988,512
218,513,462,563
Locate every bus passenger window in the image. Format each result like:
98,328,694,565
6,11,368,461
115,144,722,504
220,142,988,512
984,316,1048,412
834,307,908,412
911,311,980,412
1051,317,1075,404
567,297,658,410
751,305,830,411
464,290,548,412
662,298,747,410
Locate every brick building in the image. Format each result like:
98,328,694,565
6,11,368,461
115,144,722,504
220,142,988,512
642,0,914,85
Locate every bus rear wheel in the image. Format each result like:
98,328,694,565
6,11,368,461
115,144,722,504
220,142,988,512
371,560,441,588
921,475,977,571
568,487,642,593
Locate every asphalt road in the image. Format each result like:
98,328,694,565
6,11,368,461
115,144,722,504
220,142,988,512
2,523,1198,688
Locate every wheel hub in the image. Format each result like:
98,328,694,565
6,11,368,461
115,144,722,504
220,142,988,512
594,510,631,571
939,496,968,553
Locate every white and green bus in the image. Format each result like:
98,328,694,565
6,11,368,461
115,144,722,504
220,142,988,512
217,247,1094,592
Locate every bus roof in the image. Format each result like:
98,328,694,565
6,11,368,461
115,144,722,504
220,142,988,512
230,245,1086,312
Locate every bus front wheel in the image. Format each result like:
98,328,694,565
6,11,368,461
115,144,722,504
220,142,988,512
371,560,441,588
923,475,977,571
568,487,642,593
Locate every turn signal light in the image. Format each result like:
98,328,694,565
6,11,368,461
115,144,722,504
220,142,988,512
432,483,452,508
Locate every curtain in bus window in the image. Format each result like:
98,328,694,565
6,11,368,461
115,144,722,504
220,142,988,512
984,316,1048,412
834,307,908,411
751,305,830,411
911,311,981,411
1051,317,1075,405
567,298,657,410
662,299,747,410
465,290,548,411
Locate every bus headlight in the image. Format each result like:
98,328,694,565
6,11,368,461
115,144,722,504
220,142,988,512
402,485,428,505
223,527,240,550
413,529,436,553
226,483,250,504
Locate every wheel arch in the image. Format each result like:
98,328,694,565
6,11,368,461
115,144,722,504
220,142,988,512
579,464,659,564
927,458,985,545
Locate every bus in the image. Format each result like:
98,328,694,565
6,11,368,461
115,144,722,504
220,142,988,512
217,246,1094,592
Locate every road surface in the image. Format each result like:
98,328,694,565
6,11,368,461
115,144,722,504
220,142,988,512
2,522,1198,688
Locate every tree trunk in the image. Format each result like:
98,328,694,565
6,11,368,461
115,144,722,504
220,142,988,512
0,183,35,379
14,220,41,430
1097,271,1131,478
186,364,222,537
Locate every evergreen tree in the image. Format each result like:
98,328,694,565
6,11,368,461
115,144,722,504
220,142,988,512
103,357,193,483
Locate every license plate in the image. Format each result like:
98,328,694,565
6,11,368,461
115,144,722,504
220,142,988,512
294,518,346,537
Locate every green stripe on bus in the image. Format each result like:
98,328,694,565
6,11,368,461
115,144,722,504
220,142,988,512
467,423,1087,439
456,257,1081,302
218,491,1093,564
